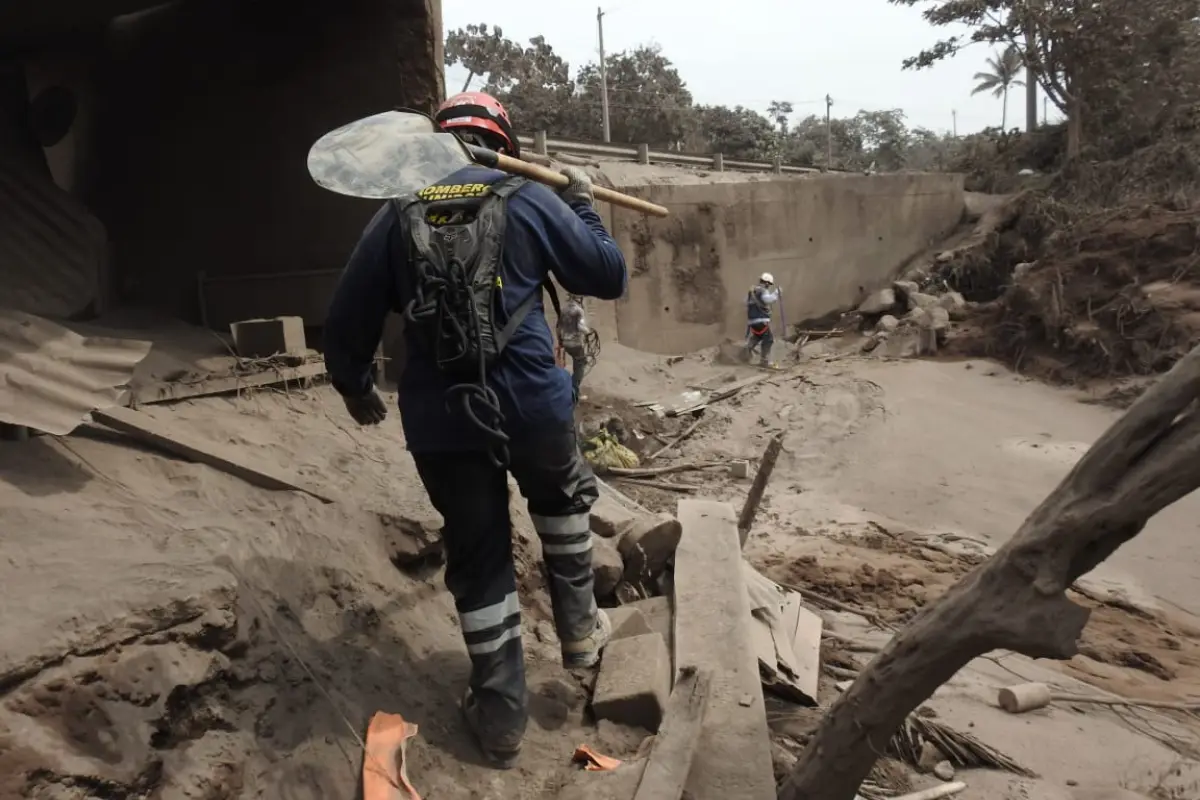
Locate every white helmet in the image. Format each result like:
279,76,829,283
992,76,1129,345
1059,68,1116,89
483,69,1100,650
760,272,775,285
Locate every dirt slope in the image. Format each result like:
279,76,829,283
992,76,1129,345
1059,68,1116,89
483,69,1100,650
0,388,634,800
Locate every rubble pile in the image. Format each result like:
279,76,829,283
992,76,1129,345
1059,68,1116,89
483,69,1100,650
855,280,974,360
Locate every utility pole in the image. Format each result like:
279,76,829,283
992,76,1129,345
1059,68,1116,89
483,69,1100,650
825,94,833,167
952,109,958,138
597,6,611,143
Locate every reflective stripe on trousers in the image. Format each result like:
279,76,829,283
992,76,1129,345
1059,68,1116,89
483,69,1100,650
531,511,599,644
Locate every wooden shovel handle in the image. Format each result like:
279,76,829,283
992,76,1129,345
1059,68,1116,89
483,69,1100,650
469,146,669,217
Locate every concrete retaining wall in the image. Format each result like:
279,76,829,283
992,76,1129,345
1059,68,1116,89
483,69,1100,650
601,172,964,354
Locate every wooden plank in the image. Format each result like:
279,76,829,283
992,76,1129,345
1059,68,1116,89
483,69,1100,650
130,362,326,406
631,667,712,800
90,405,335,503
673,499,776,800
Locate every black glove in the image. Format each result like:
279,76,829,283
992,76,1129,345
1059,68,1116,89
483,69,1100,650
343,388,388,426
558,166,594,206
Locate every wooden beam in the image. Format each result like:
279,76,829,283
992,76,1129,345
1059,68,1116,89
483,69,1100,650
130,362,326,406
632,667,711,800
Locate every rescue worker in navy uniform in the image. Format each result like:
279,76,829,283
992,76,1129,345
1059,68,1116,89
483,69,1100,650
745,271,780,367
322,91,625,769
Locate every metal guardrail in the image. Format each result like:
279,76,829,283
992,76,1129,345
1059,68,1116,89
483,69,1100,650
517,132,825,175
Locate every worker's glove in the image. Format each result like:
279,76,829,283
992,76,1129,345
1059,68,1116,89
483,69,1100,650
343,387,388,426
558,166,594,207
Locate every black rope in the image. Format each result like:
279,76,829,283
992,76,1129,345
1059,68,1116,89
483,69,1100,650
403,254,511,467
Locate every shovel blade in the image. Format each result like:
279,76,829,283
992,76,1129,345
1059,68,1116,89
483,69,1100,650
307,110,475,199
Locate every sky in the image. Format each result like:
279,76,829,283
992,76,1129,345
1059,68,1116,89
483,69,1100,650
442,0,1059,138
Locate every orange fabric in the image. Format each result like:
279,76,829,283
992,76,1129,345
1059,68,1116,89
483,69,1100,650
362,712,422,800
571,744,623,771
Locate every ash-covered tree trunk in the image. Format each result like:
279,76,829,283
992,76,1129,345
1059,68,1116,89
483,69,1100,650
780,344,1200,800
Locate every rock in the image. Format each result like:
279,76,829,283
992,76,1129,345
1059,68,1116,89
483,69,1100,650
892,280,919,301
1013,261,1035,281
614,581,643,604
917,741,946,773
905,307,930,327
933,761,956,781
883,328,926,359
590,495,636,539
924,306,951,331
378,514,444,570
857,288,897,315
592,536,624,598
618,514,683,584
591,633,672,731
938,290,968,319
934,250,954,263
607,606,655,641
877,314,900,333
906,291,939,311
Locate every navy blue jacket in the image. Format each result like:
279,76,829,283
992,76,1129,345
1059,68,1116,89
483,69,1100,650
323,165,628,452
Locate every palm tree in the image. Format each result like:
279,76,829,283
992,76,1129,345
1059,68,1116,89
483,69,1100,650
972,45,1026,130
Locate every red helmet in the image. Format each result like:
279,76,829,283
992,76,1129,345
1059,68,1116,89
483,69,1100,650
435,91,520,158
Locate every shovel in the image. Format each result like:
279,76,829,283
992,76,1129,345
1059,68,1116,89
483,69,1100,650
307,109,669,217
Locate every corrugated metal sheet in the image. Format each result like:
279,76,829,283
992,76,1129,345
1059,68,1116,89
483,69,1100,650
0,309,151,435
0,157,106,319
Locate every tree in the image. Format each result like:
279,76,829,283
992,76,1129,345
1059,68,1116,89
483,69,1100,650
443,25,577,136
783,345,1200,799
890,0,1200,160
971,45,1025,130
443,23,521,93
574,45,694,148
691,105,775,161
846,109,911,171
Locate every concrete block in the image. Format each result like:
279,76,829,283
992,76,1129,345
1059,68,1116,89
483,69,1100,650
626,596,672,644
592,633,671,732
229,316,306,359
729,459,750,479
592,535,624,599
607,606,654,641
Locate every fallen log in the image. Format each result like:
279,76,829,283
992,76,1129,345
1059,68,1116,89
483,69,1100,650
780,343,1200,800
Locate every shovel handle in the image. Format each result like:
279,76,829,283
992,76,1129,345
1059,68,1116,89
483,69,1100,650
468,146,669,217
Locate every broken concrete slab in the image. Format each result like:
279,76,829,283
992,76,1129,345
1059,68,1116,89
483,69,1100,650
857,288,896,315
593,536,625,599
674,500,775,800
878,314,900,332
906,291,940,311
592,633,671,732
938,291,968,319
590,494,636,539
617,514,682,584
893,280,920,301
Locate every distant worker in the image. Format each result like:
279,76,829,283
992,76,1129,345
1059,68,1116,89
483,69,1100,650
744,272,781,367
322,91,626,770
557,294,590,399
